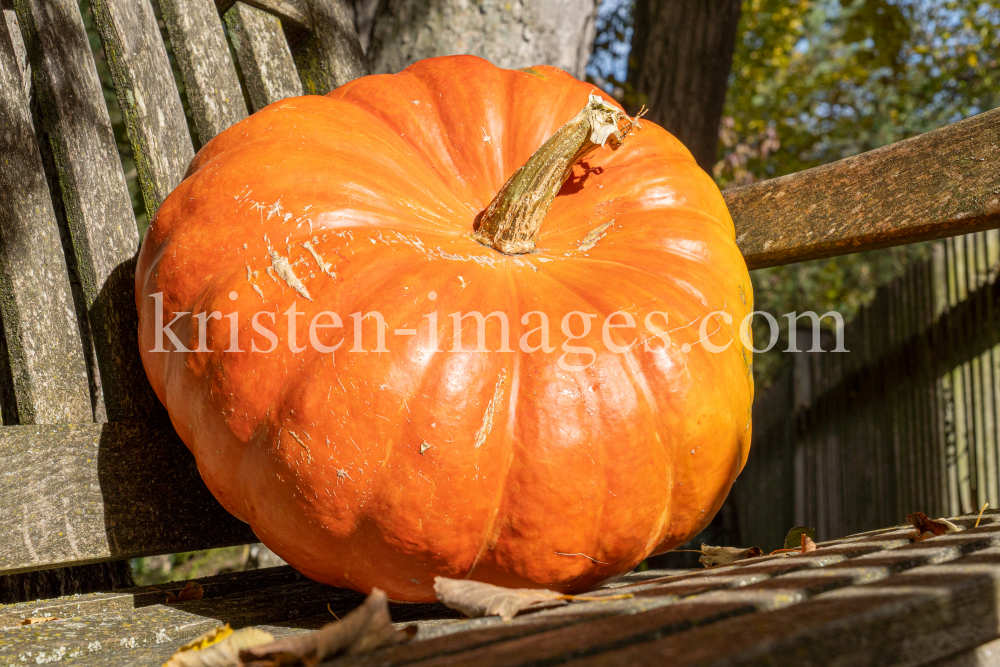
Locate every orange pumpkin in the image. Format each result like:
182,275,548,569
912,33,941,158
136,56,753,602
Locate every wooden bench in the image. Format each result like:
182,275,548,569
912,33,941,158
1,0,999,661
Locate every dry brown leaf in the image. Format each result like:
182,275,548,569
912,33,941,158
238,588,413,666
167,581,205,603
433,577,568,621
907,512,961,541
163,627,273,667
433,577,633,621
18,617,59,625
698,545,763,568
801,534,817,553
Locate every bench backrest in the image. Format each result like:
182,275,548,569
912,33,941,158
0,0,362,577
1,0,998,579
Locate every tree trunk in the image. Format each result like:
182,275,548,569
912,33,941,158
627,0,742,172
366,0,599,79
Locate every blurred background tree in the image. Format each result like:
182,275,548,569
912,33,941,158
590,0,1000,387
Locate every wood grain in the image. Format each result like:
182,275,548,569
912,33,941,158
216,0,311,33
571,556,1000,666
225,2,303,111
88,0,194,218
0,605,219,663
10,530,1000,665
0,16,92,425
0,566,304,626
0,422,254,575
728,106,1000,270
293,0,367,95
13,0,160,423
158,0,248,144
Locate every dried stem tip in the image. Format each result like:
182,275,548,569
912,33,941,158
472,94,643,255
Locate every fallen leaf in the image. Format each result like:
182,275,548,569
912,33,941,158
177,625,235,653
782,526,816,550
801,534,818,553
18,617,59,625
164,626,273,667
433,577,567,620
698,545,763,568
167,581,205,603
907,512,961,541
239,588,414,666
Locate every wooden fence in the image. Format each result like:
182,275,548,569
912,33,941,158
735,229,1000,550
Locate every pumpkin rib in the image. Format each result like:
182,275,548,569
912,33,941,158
503,268,666,577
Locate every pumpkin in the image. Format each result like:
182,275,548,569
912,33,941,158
136,55,754,602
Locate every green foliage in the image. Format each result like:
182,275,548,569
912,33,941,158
716,0,1000,385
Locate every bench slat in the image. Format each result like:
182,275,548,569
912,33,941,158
728,105,1000,270
225,3,303,112
293,0,367,95
216,0,311,33
88,0,195,218
158,0,248,144
12,0,158,423
0,17,92,425
10,529,1000,665
566,560,1000,666
0,422,254,575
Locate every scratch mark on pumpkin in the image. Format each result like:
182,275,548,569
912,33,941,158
554,551,608,564
289,430,312,463
302,240,336,278
578,221,613,252
266,198,284,220
420,441,433,454
268,250,312,300
474,370,506,449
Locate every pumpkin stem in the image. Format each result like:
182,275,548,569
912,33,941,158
472,94,645,255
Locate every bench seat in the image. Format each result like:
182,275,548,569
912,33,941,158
5,510,1000,665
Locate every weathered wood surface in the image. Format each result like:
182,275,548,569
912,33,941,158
0,566,297,625
293,0,367,95
934,636,1000,666
5,515,1000,666
728,105,1000,270
0,16,92,425
215,0,311,33
13,0,160,423
0,422,255,575
158,0,248,144
88,0,194,217
225,2,303,111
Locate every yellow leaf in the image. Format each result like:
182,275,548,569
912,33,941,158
177,625,233,653
968,53,979,67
